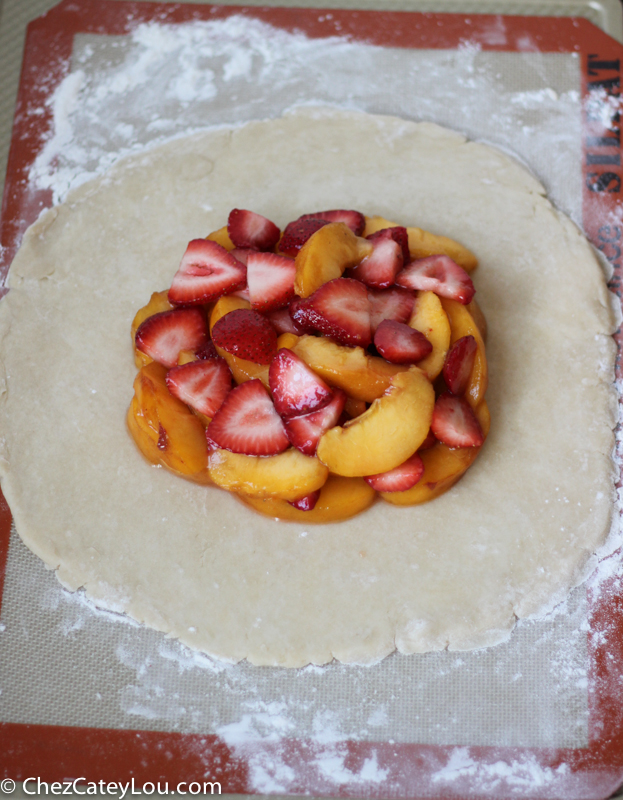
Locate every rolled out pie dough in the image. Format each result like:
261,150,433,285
0,108,618,667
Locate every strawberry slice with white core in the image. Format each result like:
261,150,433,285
351,237,403,290
266,307,306,336
135,308,208,368
231,286,251,302
396,254,475,305
227,208,281,251
291,278,372,348
211,308,278,365
169,239,246,305
443,335,478,396
374,319,433,364
368,287,416,334
299,209,365,235
431,393,484,448
247,252,297,313
288,490,321,511
364,452,425,492
284,390,346,455
269,348,333,417
367,226,410,264
279,218,329,257
166,358,232,418
207,379,289,455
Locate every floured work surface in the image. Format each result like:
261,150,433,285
0,10,622,788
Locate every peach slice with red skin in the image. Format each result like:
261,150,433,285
241,475,376,522
208,447,328,501
316,367,435,477
127,361,211,483
408,290,451,380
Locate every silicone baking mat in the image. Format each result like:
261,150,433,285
1,2,623,798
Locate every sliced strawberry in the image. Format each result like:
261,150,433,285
374,319,432,364
368,287,416,334
269,349,333,417
207,379,289,455
266,307,306,336
367,226,410,264
351,237,403,290
364,452,425,493
211,308,278,365
166,358,232,418
168,239,246,305
290,278,371,348
443,335,478,396
418,428,437,451
227,209,280,251
284,390,346,455
279,218,329,257
231,248,254,266
288,490,321,511
195,341,219,360
431,393,484,448
135,308,208,368
231,286,251,302
247,252,296,313
396,254,475,304
299,209,365,235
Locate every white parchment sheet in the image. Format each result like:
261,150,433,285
1,12,620,795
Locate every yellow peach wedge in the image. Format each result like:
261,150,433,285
467,298,487,342
316,368,435,477
362,215,400,237
381,400,490,506
209,296,270,388
408,290,451,380
131,290,174,368
440,298,487,408
208,447,329,501
206,226,235,251
294,222,372,297
241,475,376,522
407,227,478,272
127,362,211,483
292,334,407,403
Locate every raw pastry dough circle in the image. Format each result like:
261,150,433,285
0,108,617,667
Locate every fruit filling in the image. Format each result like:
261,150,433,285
128,208,490,522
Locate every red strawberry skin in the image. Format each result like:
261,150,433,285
299,209,365,235
396,254,475,304
431,393,484,448
135,308,208,368
367,225,410,263
168,239,246,305
368,287,416,333
351,237,403,290
374,319,432,364
195,340,220,360
290,278,371,348
269,348,333,417
166,358,232,418
266,307,306,336
211,308,278,365
247,252,296,313
364,452,425,492
284,390,346,455
288,490,321,511
227,208,280,251
279,218,329,257
443,335,478,395
207,379,289,455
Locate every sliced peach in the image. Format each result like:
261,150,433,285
131,290,174,368
206,226,235,251
241,474,375,522
177,349,198,366
406,227,477,272
408,290,451,380
344,396,367,418
292,335,407,403
127,362,211,482
294,222,373,297
362,216,400,237
380,400,490,505
276,332,299,350
316,368,435,477
209,296,270,388
208,447,328,500
467,298,487,342
440,298,487,408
